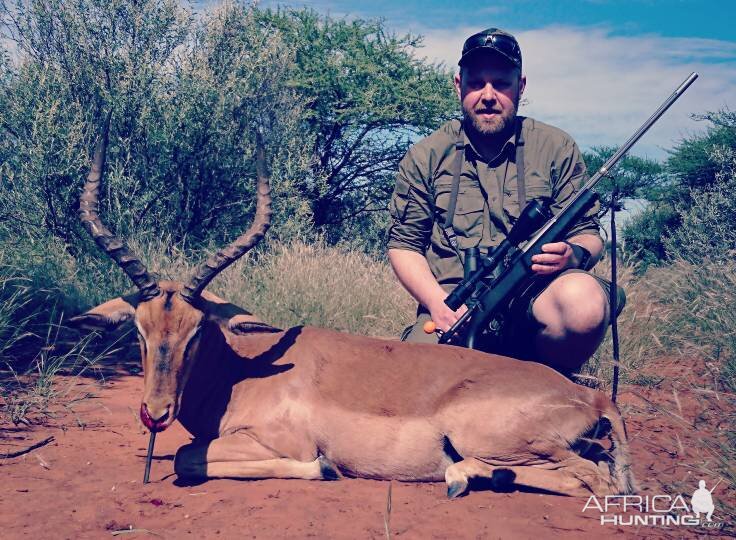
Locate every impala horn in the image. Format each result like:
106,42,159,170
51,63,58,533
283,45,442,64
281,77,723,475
180,132,272,304
79,113,161,300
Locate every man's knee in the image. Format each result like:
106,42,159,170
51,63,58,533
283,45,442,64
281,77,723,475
533,272,608,336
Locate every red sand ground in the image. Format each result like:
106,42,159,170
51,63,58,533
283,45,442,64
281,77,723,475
1,356,733,539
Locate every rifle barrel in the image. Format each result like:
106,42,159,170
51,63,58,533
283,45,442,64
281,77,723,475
524,72,698,253
584,72,698,192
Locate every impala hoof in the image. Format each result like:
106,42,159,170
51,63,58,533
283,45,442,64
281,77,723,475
318,456,340,481
447,481,467,499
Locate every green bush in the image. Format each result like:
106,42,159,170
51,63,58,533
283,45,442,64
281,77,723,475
621,204,679,268
0,0,311,249
621,110,736,266
252,8,457,241
0,1,456,255
664,147,736,264
666,110,736,195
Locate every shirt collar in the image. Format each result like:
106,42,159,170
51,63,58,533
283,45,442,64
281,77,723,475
460,118,520,164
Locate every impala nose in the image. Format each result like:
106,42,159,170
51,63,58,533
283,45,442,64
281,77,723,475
140,402,172,432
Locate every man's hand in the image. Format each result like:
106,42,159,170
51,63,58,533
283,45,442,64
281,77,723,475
389,248,471,333
530,241,575,275
428,297,468,333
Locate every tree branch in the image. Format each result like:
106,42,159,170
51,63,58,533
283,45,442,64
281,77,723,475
0,436,54,459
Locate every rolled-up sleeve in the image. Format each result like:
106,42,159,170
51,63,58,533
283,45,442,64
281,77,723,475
551,140,602,240
387,149,434,253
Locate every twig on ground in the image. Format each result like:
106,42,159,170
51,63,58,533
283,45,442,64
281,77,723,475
110,528,162,537
674,432,686,456
691,387,735,399
383,481,392,540
35,453,50,469
0,435,54,459
672,386,684,419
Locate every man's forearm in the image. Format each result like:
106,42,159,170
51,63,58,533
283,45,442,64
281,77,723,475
387,248,446,312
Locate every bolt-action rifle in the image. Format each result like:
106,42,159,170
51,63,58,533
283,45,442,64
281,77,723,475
436,73,698,349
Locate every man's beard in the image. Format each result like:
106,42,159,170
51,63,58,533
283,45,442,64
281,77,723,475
464,95,519,137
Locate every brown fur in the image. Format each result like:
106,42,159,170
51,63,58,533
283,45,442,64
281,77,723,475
71,281,635,497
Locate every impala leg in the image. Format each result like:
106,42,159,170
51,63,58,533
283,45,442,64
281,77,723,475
445,457,530,498
445,456,614,498
489,462,602,497
175,434,340,481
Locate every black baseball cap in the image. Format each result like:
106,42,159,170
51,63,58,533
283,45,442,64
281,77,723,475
458,28,522,70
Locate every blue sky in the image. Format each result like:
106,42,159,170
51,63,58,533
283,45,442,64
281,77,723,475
257,0,736,160
266,0,735,42
5,0,730,159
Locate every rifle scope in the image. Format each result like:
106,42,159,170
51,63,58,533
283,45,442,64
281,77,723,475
444,198,554,311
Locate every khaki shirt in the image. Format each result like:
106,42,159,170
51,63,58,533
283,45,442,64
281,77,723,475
387,117,601,289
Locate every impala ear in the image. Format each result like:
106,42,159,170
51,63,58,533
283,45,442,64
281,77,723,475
69,295,138,332
227,314,281,335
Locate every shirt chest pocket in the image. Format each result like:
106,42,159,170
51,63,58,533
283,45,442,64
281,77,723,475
435,185,485,248
504,168,552,221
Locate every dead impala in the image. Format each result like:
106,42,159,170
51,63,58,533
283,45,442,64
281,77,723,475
72,119,635,498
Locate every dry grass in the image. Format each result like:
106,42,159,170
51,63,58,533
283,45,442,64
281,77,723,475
383,481,392,540
589,254,735,519
0,275,111,426
210,241,416,337
588,256,735,388
586,254,657,386
126,237,417,338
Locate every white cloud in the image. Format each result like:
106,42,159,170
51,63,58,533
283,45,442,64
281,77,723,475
416,25,736,159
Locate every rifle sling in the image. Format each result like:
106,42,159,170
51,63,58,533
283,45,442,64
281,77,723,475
441,138,465,259
515,118,526,214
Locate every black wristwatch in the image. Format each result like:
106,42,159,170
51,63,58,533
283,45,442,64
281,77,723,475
564,241,592,270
